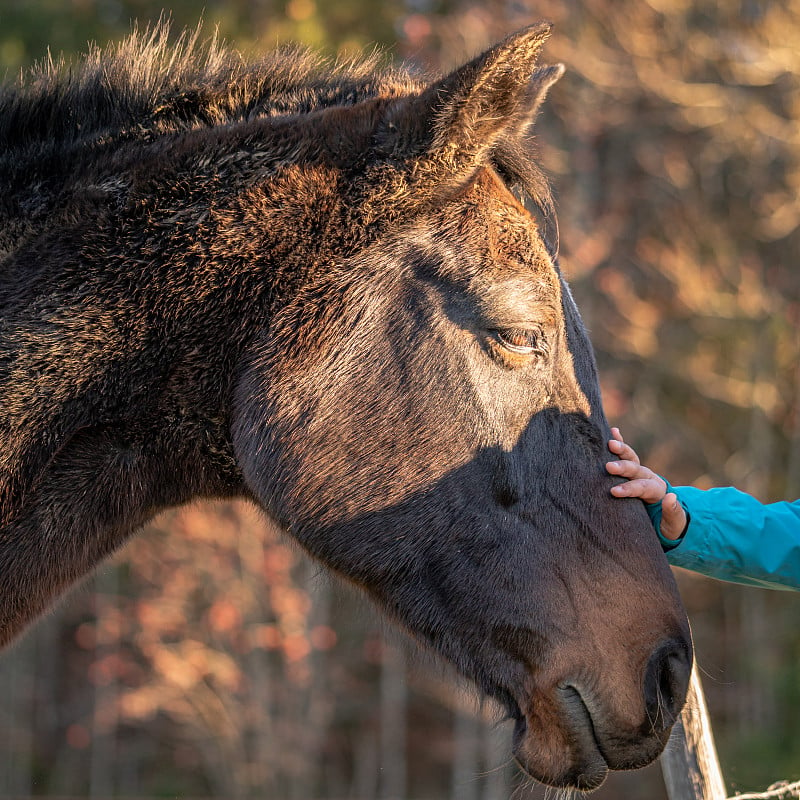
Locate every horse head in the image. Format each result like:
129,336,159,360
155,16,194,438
230,25,692,789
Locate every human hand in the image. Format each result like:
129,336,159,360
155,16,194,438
605,427,687,541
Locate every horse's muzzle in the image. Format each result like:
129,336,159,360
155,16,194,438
512,636,693,790
512,687,609,791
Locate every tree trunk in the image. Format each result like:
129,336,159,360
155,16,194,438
379,639,407,800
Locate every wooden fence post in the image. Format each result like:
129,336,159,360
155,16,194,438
661,663,726,800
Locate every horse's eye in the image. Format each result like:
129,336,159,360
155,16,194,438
494,328,542,355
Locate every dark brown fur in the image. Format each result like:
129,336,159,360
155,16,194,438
0,23,690,789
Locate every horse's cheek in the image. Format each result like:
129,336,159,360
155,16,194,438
229,353,366,524
229,356,287,507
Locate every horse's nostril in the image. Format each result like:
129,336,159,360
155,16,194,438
643,641,691,732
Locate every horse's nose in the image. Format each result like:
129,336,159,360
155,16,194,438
643,639,692,733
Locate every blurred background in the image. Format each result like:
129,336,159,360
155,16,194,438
1,0,799,797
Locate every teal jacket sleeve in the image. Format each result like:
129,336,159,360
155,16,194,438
652,485,800,591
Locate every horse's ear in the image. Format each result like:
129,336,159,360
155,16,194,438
512,62,565,137
383,23,562,177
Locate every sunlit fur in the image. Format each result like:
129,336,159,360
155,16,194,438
0,22,691,789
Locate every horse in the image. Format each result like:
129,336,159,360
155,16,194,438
0,22,691,790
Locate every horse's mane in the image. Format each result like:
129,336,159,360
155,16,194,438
0,23,557,257
0,22,418,162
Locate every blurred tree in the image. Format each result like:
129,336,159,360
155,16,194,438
0,0,411,71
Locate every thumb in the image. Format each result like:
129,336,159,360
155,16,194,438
660,492,687,541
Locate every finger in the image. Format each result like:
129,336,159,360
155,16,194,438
606,459,654,480
610,476,653,495
607,427,624,454
617,442,640,465
610,477,665,503
607,438,641,465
